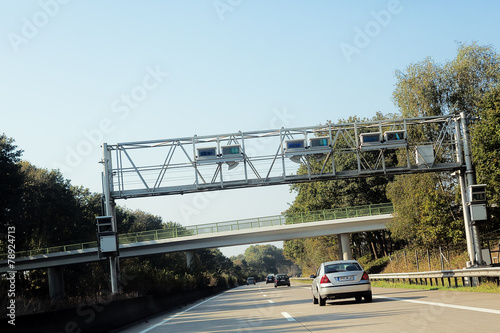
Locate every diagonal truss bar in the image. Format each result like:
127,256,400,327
121,146,151,192
153,143,177,190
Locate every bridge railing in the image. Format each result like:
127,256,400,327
3,203,393,260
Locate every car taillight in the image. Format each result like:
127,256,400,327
362,272,369,280
320,275,331,284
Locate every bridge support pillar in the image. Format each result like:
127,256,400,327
186,250,195,269
48,266,65,301
338,234,352,260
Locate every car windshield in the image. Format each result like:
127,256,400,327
325,263,361,273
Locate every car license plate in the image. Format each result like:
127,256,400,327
337,276,355,282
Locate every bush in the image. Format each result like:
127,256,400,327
358,255,390,274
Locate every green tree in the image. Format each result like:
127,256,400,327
386,173,463,248
0,134,24,229
393,42,500,118
242,244,293,278
16,162,96,249
471,85,500,231
116,207,164,233
390,42,500,248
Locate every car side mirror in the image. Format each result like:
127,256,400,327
310,274,315,278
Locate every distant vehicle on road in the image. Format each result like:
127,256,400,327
274,274,290,287
246,277,256,285
266,275,275,284
310,260,372,306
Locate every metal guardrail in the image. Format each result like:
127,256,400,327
1,203,393,260
370,267,500,287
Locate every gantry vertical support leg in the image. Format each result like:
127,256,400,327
102,143,120,294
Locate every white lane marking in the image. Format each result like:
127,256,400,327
138,293,223,333
374,296,500,315
281,312,296,322
268,300,275,304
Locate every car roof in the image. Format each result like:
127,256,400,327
322,260,359,265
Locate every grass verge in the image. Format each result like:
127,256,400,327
371,280,500,293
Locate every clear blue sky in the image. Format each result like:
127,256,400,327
2,1,499,257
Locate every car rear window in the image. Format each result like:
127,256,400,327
325,263,361,273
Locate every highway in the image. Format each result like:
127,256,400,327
116,282,500,332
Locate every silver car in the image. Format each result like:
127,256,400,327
311,260,372,306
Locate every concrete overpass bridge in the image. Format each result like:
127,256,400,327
0,203,393,274
1,204,393,300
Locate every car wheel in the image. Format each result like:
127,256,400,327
319,295,326,306
355,296,362,303
313,293,318,304
364,292,373,303
274,284,277,288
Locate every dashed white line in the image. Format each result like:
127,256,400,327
268,300,275,303
374,296,500,315
281,312,296,322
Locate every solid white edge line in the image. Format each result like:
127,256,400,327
138,293,224,333
281,312,296,322
374,296,500,315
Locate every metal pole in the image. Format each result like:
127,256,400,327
454,118,475,265
102,143,120,294
458,173,475,265
460,112,483,266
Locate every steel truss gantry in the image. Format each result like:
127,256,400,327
100,113,485,293
103,115,463,199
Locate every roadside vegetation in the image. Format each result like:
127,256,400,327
371,280,500,293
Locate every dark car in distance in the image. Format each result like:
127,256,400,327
266,275,275,284
274,274,290,287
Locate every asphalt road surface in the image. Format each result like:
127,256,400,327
117,282,500,332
